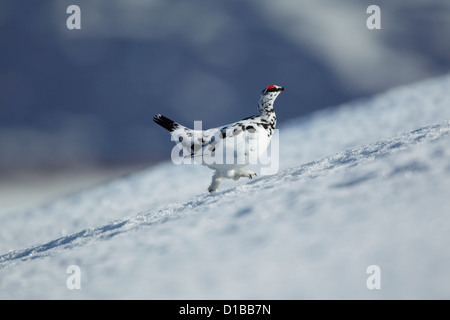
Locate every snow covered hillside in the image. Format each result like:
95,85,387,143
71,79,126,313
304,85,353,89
1,75,450,299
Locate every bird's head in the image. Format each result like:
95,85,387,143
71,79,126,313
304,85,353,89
262,84,284,94
259,85,285,112
261,84,284,99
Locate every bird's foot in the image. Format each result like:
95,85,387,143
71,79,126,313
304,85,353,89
208,174,222,193
235,169,257,180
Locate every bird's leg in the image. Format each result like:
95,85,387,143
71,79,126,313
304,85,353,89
209,169,257,192
233,169,257,180
208,170,223,193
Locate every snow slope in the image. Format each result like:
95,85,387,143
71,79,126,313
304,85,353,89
1,75,450,299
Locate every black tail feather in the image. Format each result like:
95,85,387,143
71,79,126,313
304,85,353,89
153,114,180,132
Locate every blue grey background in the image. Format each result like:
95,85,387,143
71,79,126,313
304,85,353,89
1,0,450,169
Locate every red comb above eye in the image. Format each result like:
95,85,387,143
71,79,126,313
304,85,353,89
266,85,276,91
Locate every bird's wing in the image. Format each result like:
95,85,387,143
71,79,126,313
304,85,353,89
154,114,264,161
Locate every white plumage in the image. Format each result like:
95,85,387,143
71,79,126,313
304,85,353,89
154,84,284,192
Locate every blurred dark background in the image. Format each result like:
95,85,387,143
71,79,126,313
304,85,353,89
1,0,450,212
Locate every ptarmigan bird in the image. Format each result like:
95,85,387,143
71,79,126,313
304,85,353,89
153,84,285,192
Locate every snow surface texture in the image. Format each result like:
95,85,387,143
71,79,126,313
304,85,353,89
1,75,450,299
